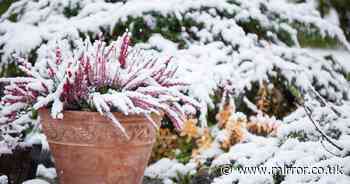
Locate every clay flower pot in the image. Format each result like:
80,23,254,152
39,109,161,184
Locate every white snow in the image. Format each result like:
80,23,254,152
306,48,350,71
0,175,7,184
145,158,197,181
36,164,57,180
22,179,49,184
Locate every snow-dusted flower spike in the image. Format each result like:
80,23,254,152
0,33,199,138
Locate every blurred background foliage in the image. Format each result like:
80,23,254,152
0,0,349,78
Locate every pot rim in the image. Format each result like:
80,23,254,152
38,108,162,121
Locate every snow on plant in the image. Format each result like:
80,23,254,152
0,33,199,139
0,175,8,184
0,0,349,71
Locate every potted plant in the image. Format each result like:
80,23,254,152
0,33,199,184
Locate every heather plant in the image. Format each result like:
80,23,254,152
0,33,199,144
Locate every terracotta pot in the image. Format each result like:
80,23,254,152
39,109,161,184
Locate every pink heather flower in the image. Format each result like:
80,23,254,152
55,47,62,65
119,33,130,69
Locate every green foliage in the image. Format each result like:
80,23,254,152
323,55,349,79
227,0,240,6
273,171,286,184
287,84,302,101
142,177,163,184
172,171,194,184
0,63,25,77
317,0,350,41
110,16,151,43
109,12,202,48
31,109,38,120
287,131,308,141
237,18,268,41
0,0,14,15
175,137,195,164
207,91,222,127
236,76,299,119
298,30,339,48
104,0,126,3
318,0,331,17
269,72,300,117
1,0,22,22
325,127,342,139
189,167,212,184
0,44,39,77
276,27,295,47
97,86,109,94
294,22,340,48
8,11,18,22
63,2,81,18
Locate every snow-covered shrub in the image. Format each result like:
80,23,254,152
0,33,199,149
0,0,348,109
317,0,350,40
0,0,349,74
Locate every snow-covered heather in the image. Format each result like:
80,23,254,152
0,33,200,150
